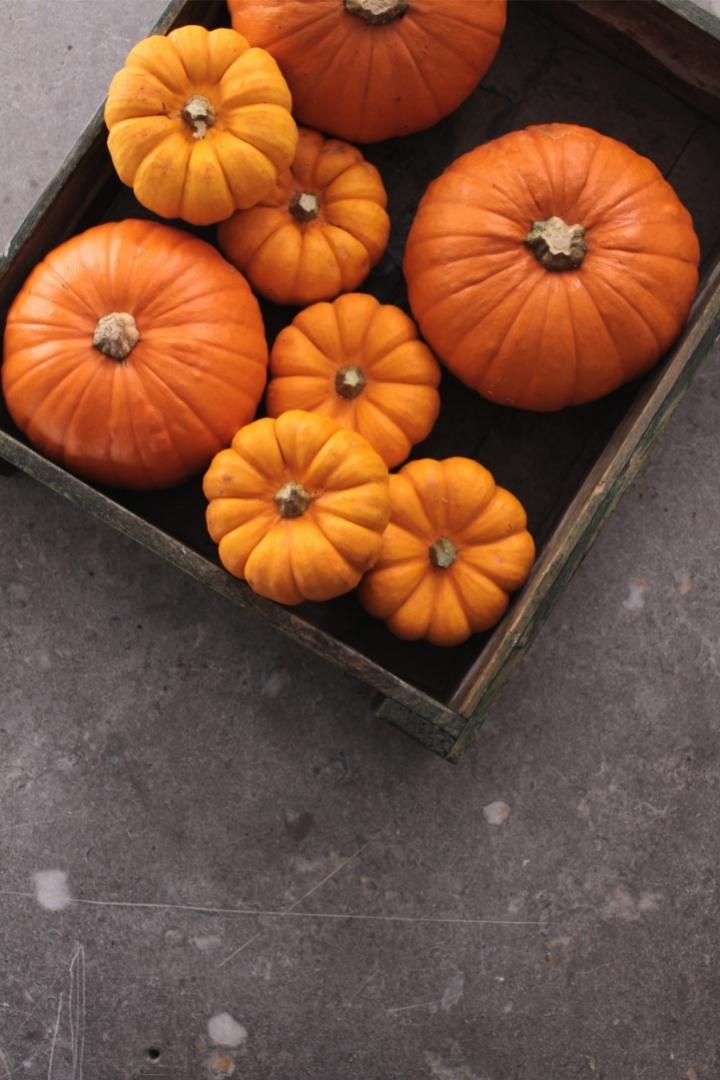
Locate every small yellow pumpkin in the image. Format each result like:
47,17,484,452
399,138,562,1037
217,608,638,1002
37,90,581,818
203,410,391,605
104,25,298,226
266,294,441,468
360,457,535,646
217,127,389,306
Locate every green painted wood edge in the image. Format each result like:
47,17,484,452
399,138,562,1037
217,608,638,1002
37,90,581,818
373,697,461,760
446,312,720,763
0,433,463,744
656,0,720,41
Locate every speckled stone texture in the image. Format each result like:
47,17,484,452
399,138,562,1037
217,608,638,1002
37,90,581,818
2,3,720,1079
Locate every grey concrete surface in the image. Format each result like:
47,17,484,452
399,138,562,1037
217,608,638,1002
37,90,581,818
2,3,720,1079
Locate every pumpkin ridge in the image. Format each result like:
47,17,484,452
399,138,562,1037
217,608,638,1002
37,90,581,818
359,304,399,370
590,242,698,266
397,16,485,88
2,342,92,395
513,273,557,408
529,128,565,214
384,565,432,621
141,331,266,380
355,395,410,456
119,363,156,487
563,277,582,410
587,175,665,227
50,361,107,458
391,23,445,116
412,4,505,38
586,266,665,354
412,258,533,323
132,350,226,445
320,226,371,290
209,138,247,210
362,381,436,426
43,262,100,320
295,19,362,117
571,129,605,222
573,277,627,386
357,15,377,137
444,569,477,628
259,5,340,56
127,360,195,472
424,270,537,383
17,355,96,439
311,510,374,574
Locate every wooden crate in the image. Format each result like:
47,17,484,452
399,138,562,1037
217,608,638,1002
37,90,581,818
2,0,720,760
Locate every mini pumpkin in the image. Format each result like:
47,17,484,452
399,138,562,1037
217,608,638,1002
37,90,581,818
404,123,700,412
266,294,440,468
104,25,298,226
217,128,390,307
2,220,268,490
228,0,507,144
359,458,535,646
203,410,391,605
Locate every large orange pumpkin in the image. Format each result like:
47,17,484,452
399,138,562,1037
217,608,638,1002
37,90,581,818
203,410,391,604
404,123,700,412
359,457,535,646
266,294,440,467
217,127,390,307
2,220,268,489
105,25,297,226
227,0,507,144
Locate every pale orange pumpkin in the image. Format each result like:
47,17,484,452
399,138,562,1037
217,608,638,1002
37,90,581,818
266,294,440,468
105,25,297,226
203,410,391,604
359,457,535,646
404,123,700,411
217,127,390,306
2,220,268,489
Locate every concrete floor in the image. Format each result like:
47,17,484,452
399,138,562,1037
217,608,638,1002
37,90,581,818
2,3,720,1079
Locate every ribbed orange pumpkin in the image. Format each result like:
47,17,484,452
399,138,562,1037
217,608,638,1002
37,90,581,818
105,25,297,226
228,0,507,143
203,410,391,604
404,123,700,411
2,220,268,489
217,128,390,307
359,458,535,646
266,294,440,468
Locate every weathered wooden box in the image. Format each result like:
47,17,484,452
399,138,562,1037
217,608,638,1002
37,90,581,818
2,0,720,760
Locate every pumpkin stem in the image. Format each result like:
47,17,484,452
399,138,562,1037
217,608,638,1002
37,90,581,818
344,0,409,24
289,192,320,222
429,537,457,569
275,481,312,518
525,216,587,271
93,312,139,362
181,95,216,140
335,365,367,400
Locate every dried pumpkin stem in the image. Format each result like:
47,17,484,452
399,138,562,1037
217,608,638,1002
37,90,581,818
275,481,312,518
181,94,216,140
525,216,587,271
335,365,367,400
344,0,409,25
290,192,320,222
93,312,139,361
429,537,457,569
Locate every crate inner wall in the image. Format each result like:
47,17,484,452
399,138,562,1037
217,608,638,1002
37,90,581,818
1,0,719,709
